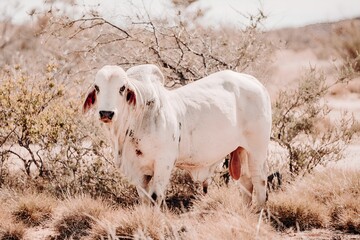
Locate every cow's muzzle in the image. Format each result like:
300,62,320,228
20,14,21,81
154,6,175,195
99,111,114,123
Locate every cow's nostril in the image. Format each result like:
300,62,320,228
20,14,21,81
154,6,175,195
99,111,114,120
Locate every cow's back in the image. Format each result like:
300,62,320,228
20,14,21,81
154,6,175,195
170,70,271,168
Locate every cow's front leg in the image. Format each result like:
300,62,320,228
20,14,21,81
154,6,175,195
147,156,175,206
136,174,153,205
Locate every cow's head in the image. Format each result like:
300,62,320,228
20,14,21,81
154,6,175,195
83,65,136,124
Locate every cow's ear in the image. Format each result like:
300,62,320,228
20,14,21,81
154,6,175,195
83,88,96,113
126,88,136,106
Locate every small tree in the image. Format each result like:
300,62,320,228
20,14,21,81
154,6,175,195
271,68,356,176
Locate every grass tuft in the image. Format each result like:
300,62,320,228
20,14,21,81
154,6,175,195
11,193,55,227
116,206,176,239
52,196,113,240
330,196,360,233
268,168,360,232
53,213,93,240
0,231,24,240
0,211,25,240
270,198,328,230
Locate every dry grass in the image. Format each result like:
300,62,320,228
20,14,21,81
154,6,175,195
0,169,359,239
11,193,55,227
0,199,26,240
116,206,177,239
186,184,276,239
88,184,277,239
268,168,360,233
51,196,113,240
0,222,25,240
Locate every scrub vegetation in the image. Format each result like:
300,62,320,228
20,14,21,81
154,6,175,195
0,1,359,239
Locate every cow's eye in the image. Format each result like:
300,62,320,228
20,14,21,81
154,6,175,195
119,85,126,94
94,85,100,93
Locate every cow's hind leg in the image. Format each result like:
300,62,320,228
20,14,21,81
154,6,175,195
251,174,267,208
239,175,253,205
248,151,267,208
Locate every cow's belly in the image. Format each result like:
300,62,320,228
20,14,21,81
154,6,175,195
176,109,246,168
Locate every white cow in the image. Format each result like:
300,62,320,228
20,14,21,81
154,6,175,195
83,64,272,207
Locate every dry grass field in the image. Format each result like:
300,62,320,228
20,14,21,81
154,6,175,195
0,4,360,239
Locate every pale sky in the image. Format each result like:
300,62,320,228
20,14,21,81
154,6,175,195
0,0,359,29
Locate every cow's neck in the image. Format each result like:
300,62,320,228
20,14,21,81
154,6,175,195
111,106,139,166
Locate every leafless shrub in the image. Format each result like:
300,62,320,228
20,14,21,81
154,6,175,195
44,8,271,86
271,68,356,177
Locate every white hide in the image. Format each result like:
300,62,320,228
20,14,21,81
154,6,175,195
83,64,272,207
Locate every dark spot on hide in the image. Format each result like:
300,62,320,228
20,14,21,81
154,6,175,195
131,137,139,145
129,129,134,137
131,137,140,149
178,135,181,143
125,128,129,136
118,150,122,156
178,122,182,130
135,149,143,156
146,99,155,106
